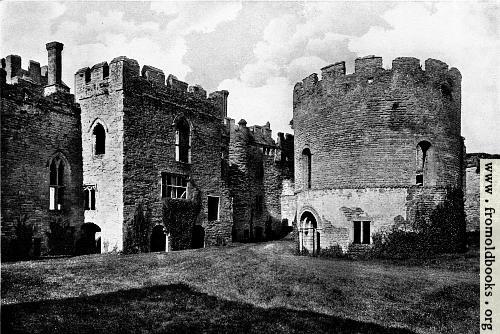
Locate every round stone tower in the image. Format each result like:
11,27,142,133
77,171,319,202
292,56,464,254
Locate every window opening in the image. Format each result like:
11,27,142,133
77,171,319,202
255,195,263,213
207,196,219,221
175,118,191,163
302,148,312,189
93,123,106,155
49,157,65,210
83,185,96,210
161,173,188,199
416,141,431,186
353,221,371,244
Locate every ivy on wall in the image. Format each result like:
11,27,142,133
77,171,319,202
371,188,467,259
163,194,201,251
47,217,75,255
124,203,151,254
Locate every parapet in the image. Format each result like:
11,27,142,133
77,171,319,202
321,62,345,81
188,84,206,99
2,54,47,85
74,57,230,119
354,55,383,75
392,57,421,73
294,55,461,101
142,65,164,86
166,74,188,92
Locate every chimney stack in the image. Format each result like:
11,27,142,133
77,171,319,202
44,41,69,96
46,41,63,85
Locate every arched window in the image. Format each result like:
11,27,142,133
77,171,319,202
302,148,312,189
93,123,106,155
416,141,432,186
49,156,65,210
175,118,191,163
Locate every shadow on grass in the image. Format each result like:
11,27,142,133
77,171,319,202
2,283,416,334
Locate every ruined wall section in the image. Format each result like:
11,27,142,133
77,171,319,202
2,55,48,86
293,56,463,192
464,153,500,231
229,120,294,241
229,120,252,240
1,81,83,254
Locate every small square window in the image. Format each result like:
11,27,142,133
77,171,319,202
416,174,423,186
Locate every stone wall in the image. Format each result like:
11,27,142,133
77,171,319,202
75,56,233,251
75,58,128,252
1,79,83,255
122,76,232,247
293,56,463,192
280,179,297,226
292,56,464,253
464,153,500,231
229,120,294,241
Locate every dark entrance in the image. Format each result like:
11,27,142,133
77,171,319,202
192,225,205,249
77,223,101,255
300,211,319,255
151,225,166,252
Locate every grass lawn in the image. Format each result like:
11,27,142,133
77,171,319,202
2,240,479,334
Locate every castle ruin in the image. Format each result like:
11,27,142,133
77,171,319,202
0,43,484,259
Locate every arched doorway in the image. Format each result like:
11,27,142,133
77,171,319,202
299,211,319,255
79,223,101,254
192,225,205,249
151,225,166,252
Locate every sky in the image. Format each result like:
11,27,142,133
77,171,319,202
1,1,498,153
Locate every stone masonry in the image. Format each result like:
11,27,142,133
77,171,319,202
291,56,465,254
75,57,233,252
1,43,83,257
464,153,500,232
228,119,293,241
3,41,486,259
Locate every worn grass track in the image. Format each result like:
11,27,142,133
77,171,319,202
1,240,479,334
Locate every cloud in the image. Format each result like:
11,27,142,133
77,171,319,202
1,2,243,91
150,1,242,34
349,2,500,152
233,2,391,87
240,61,280,87
286,56,328,83
0,2,67,67
218,76,294,135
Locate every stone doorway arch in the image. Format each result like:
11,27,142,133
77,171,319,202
78,223,101,254
299,211,320,255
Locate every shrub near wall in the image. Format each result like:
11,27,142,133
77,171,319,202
124,203,151,254
47,218,75,255
371,188,467,259
162,198,201,251
1,215,35,261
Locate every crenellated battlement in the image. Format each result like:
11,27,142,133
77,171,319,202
1,54,48,86
74,57,226,110
228,118,294,162
294,56,461,102
293,54,463,191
